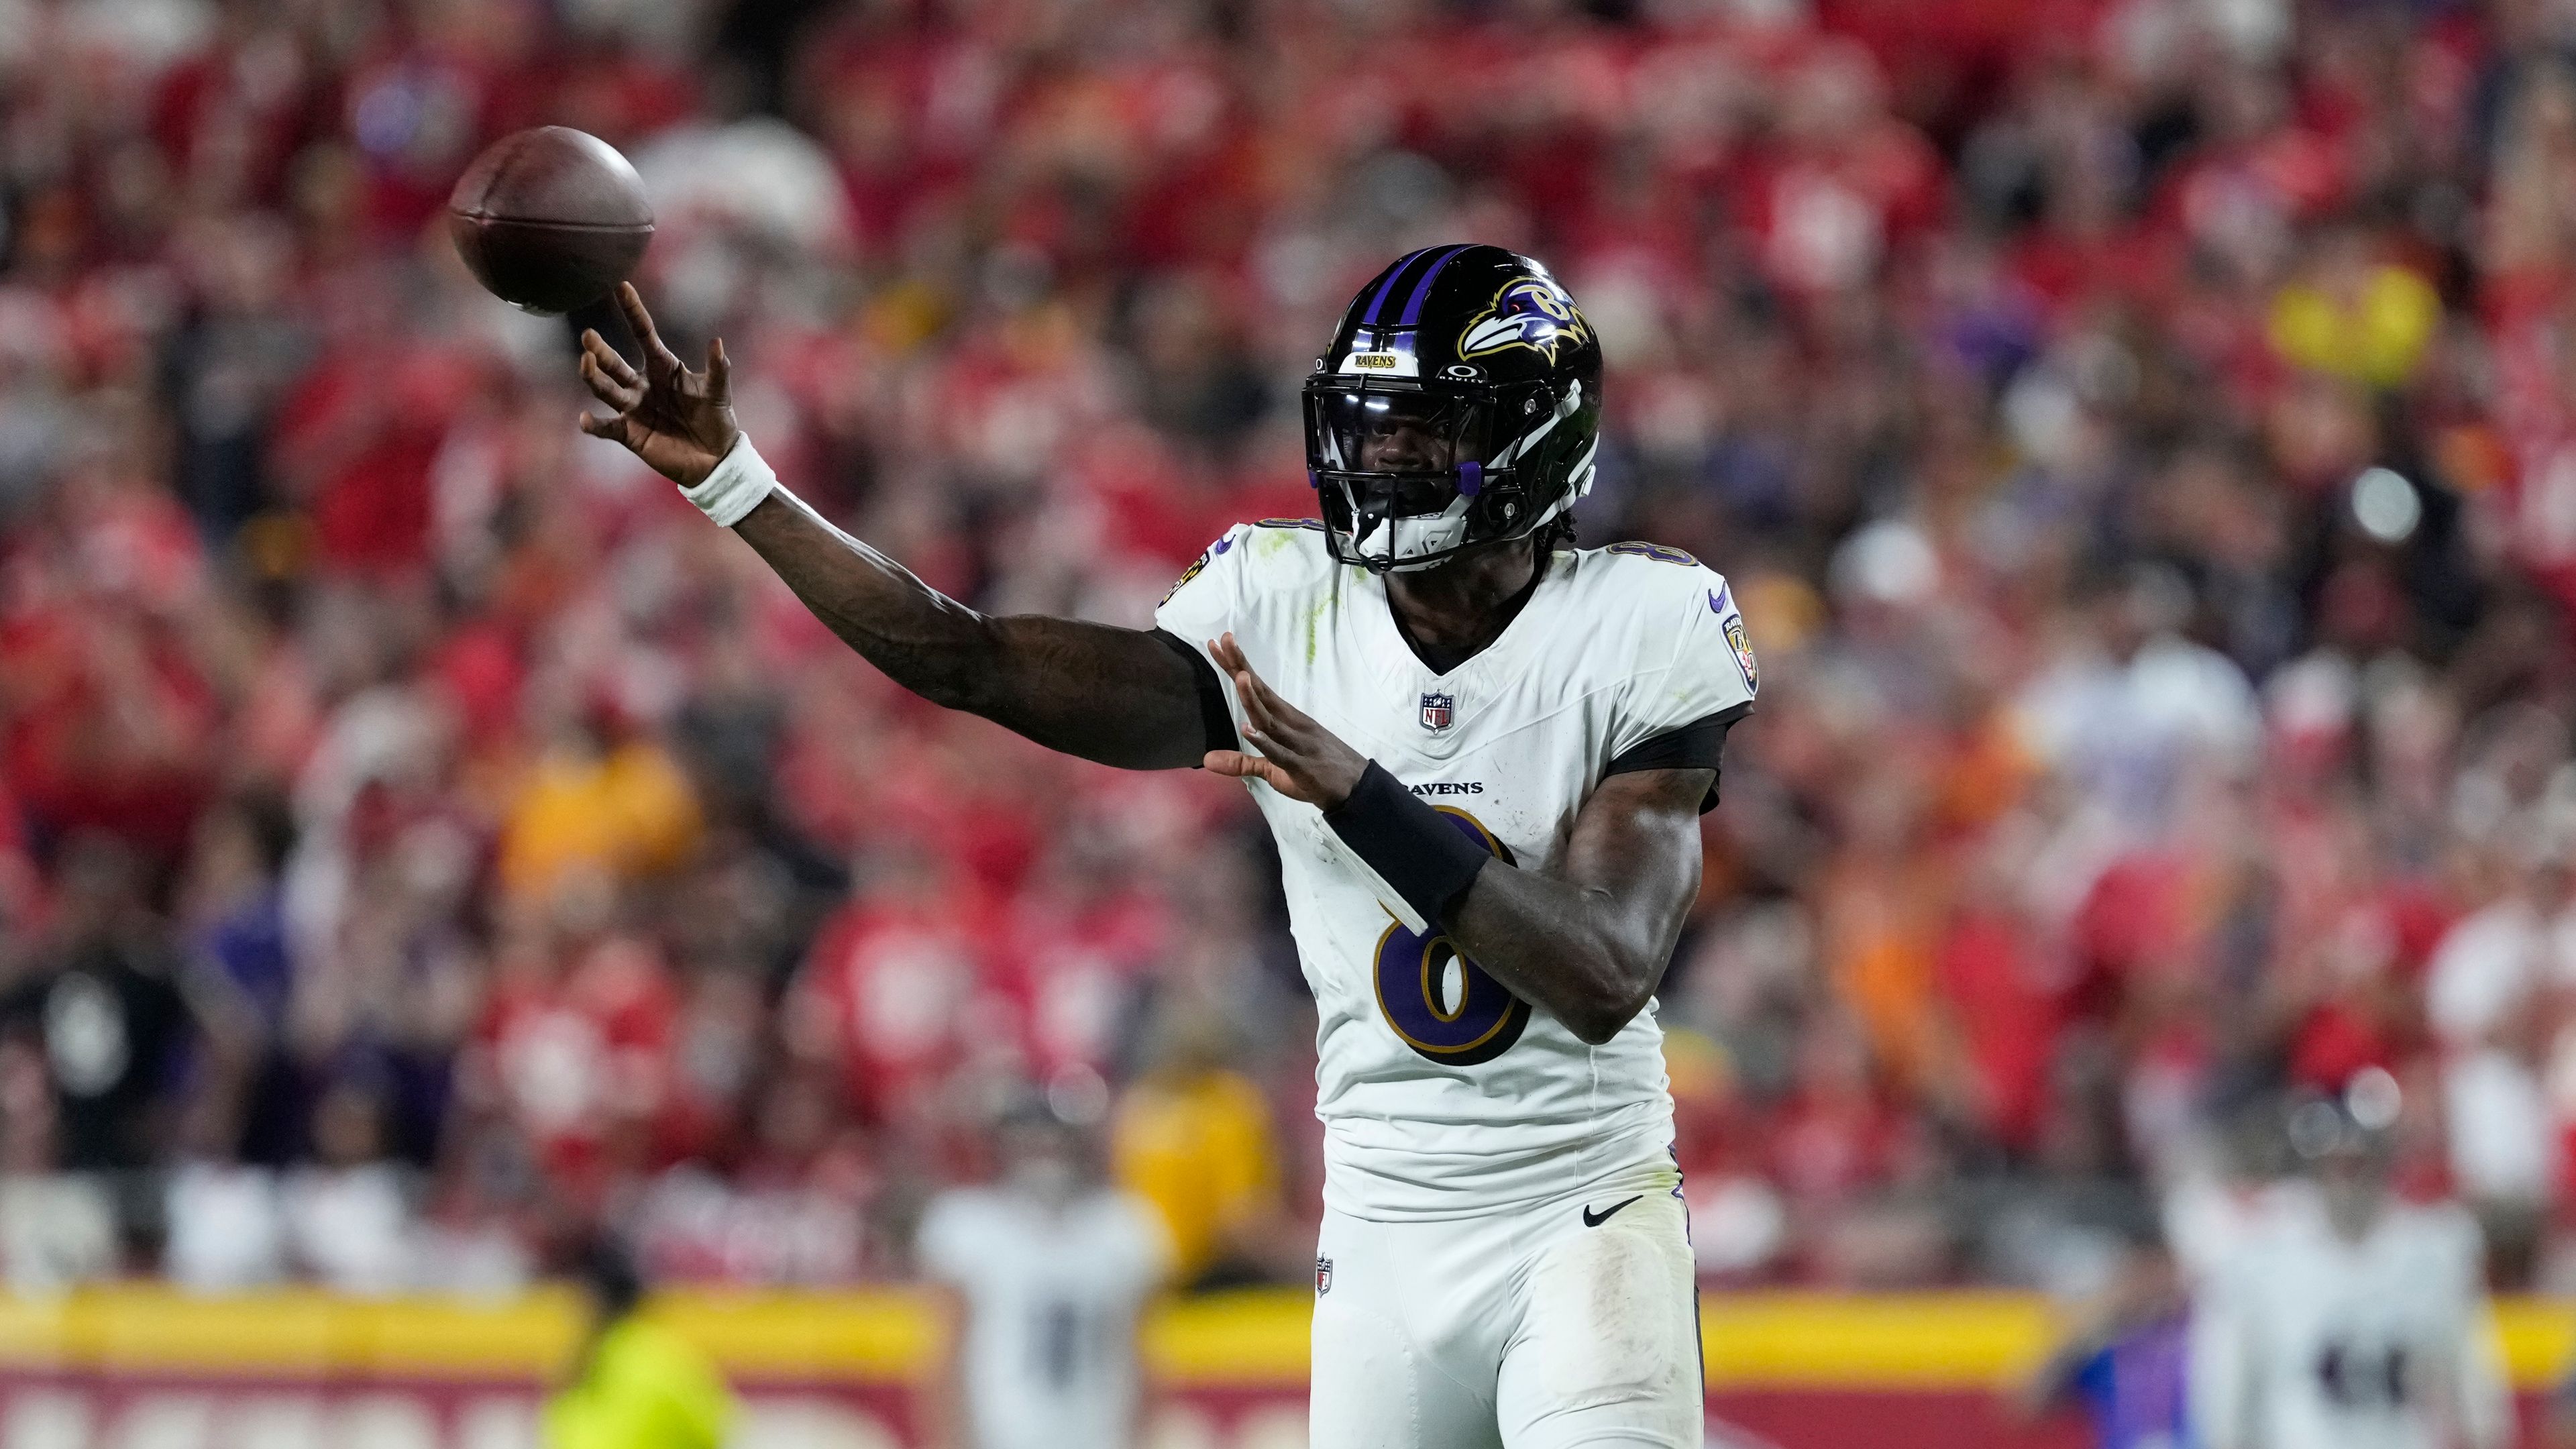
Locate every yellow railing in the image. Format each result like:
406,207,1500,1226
0,1288,2558,1389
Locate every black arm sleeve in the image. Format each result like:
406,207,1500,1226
1324,761,1492,926
1602,701,1750,812
1156,628,1240,757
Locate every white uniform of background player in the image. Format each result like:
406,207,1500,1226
916,1115,1171,1449
2187,1081,2510,1449
1158,522,1758,1449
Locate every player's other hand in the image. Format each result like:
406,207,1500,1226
576,282,739,487
1204,633,1368,810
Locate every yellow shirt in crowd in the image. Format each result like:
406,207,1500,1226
1112,1067,1280,1284
543,1317,736,1449
499,741,702,899
2268,263,2440,389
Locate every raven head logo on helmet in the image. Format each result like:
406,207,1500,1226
1303,245,1604,573
1459,278,1593,364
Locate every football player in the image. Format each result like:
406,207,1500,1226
917,1095,1169,1449
2188,1071,2509,1449
575,244,1756,1448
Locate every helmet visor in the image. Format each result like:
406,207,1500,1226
1305,386,1496,516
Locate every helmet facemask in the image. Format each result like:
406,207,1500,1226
1304,376,1589,573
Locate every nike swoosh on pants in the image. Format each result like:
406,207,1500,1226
1580,1195,1642,1228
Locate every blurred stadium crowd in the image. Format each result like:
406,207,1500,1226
7,0,2576,1302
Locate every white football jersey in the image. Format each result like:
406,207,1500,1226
916,1186,1170,1449
2188,1194,2509,1449
1157,522,1757,1220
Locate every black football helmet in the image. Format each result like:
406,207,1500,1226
1303,245,1603,572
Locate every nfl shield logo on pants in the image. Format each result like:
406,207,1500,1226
1316,1255,1333,1294
1419,692,1455,732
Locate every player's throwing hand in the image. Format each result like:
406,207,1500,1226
576,283,739,487
1202,632,1369,809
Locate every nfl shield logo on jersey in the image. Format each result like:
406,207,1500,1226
1316,1255,1334,1294
1419,692,1455,732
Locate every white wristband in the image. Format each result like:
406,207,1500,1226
682,432,778,527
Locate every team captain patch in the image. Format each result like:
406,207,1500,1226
1721,607,1759,692
1161,554,1208,604
1161,533,1234,604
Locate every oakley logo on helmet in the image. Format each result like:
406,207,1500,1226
1459,278,1592,364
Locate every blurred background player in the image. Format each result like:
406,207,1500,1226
542,1236,736,1449
2187,1070,2508,1449
916,1090,1170,1449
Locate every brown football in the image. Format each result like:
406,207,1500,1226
447,127,653,315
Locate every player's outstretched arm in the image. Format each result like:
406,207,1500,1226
576,284,1210,771
1207,635,1707,1044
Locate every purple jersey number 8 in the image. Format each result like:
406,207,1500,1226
1369,809,1529,1065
